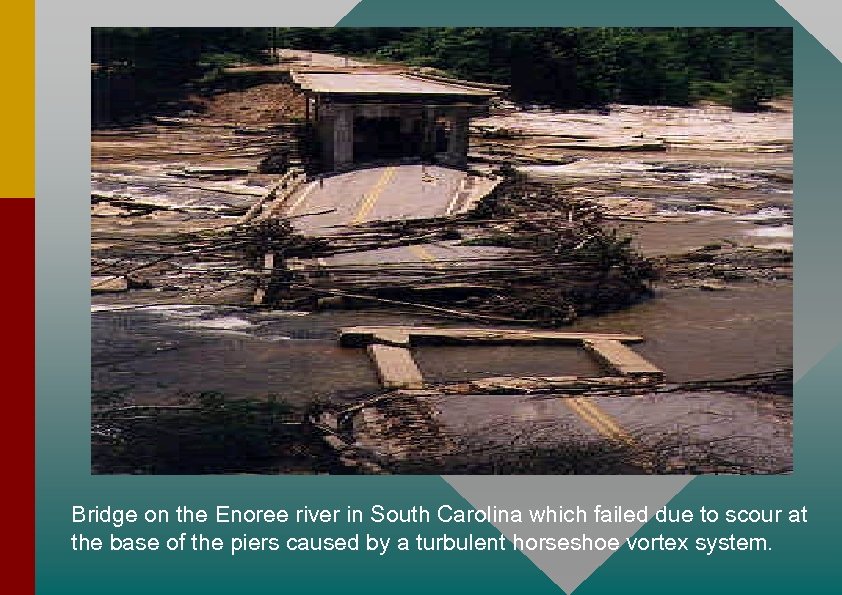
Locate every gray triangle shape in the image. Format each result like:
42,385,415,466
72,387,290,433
445,476,692,594
777,1,842,64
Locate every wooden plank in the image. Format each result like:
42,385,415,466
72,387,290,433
366,344,424,389
583,339,663,378
340,325,643,347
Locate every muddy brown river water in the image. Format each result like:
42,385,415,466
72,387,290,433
91,97,792,474
92,276,791,407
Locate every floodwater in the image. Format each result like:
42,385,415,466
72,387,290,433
93,307,386,408
92,307,607,406
415,344,605,382
92,278,791,407
92,101,792,411
572,284,791,382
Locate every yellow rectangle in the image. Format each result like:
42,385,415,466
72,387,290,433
0,3,34,197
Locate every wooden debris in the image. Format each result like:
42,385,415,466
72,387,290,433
659,245,793,285
182,166,253,176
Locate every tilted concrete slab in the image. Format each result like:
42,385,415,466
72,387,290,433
366,344,424,389
292,71,497,97
584,339,664,378
281,165,498,233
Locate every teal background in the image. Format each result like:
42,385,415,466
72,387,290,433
37,1,834,592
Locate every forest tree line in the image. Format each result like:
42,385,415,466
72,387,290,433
93,27,792,112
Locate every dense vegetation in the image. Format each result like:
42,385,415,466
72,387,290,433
92,28,271,77
92,27,792,122
276,27,792,111
92,28,273,125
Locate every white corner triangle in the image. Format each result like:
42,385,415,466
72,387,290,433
777,1,842,64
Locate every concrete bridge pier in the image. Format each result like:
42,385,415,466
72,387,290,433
421,106,437,162
293,71,499,172
332,105,354,170
444,108,469,169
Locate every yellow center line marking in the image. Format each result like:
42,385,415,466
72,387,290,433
565,399,615,439
566,397,636,448
350,167,397,225
576,399,630,440
285,180,319,216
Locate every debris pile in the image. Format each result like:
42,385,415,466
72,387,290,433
659,244,793,287
261,174,657,326
91,217,324,304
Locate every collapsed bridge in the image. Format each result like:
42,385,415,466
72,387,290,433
291,70,501,171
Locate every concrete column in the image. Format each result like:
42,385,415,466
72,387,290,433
420,106,437,162
318,117,334,170
333,105,354,170
445,108,469,169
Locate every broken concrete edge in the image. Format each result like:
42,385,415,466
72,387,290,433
366,343,424,390
583,339,664,379
235,167,307,225
457,175,503,215
405,70,510,92
363,329,411,348
291,70,499,98
443,172,502,216
338,326,645,347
